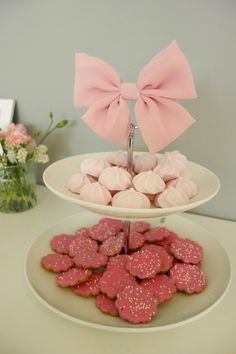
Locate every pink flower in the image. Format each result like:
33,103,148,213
7,123,27,135
7,131,32,146
0,131,7,138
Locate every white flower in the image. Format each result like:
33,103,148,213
37,144,48,154
33,145,49,163
7,150,17,164
16,148,28,164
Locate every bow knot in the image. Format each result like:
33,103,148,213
121,82,139,100
74,41,197,153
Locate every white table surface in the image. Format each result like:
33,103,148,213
0,185,235,354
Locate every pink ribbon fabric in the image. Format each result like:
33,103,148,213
74,41,197,153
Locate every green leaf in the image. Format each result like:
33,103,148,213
56,119,69,129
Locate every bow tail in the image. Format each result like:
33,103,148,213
135,96,195,153
82,95,130,144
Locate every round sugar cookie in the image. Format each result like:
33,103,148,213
56,267,92,287
89,223,117,242
140,274,176,303
126,247,162,279
115,285,158,324
72,273,102,297
128,231,145,250
41,254,74,273
50,234,75,254
170,263,207,294
99,232,125,256
68,235,98,257
106,254,129,271
169,238,203,264
95,294,118,317
99,268,136,299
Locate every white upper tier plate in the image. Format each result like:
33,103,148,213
25,211,231,333
43,152,220,219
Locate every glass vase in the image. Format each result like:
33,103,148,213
0,163,37,213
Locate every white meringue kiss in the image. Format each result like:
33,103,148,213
154,151,187,181
132,170,165,194
106,151,127,168
80,158,110,177
99,166,132,191
112,188,151,209
67,172,93,194
134,153,157,173
79,182,112,205
154,186,189,208
167,177,197,198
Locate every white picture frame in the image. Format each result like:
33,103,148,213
0,99,15,130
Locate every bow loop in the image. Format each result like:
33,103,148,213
74,41,197,152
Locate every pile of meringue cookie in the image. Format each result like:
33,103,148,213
67,151,198,209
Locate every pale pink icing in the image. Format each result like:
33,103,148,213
132,170,165,194
67,172,93,194
80,158,110,177
79,182,112,205
154,151,187,181
154,186,189,208
112,188,150,209
98,166,132,191
106,151,127,168
134,153,157,173
167,177,197,198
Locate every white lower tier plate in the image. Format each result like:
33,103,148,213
43,152,220,219
25,211,231,333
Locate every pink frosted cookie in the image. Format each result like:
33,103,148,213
140,274,176,304
169,238,203,264
73,249,108,269
170,263,207,294
99,232,125,256
106,254,129,271
100,268,136,299
68,235,98,257
56,267,92,287
144,227,171,243
95,294,118,316
130,221,150,233
128,231,145,250
72,273,102,296
158,230,180,246
74,227,90,238
141,244,173,272
115,285,158,324
41,254,74,273
126,246,162,279
50,234,75,254
89,223,117,242
98,218,124,233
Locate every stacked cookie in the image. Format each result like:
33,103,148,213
41,218,207,324
67,151,198,208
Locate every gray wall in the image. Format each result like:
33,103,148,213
0,0,235,220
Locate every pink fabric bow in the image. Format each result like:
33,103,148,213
74,41,197,153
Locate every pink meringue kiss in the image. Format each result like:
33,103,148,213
154,186,189,208
167,177,197,198
67,172,93,194
106,151,127,168
132,170,165,194
98,166,132,191
79,182,112,205
80,158,110,178
134,153,157,173
112,188,151,209
154,151,187,182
